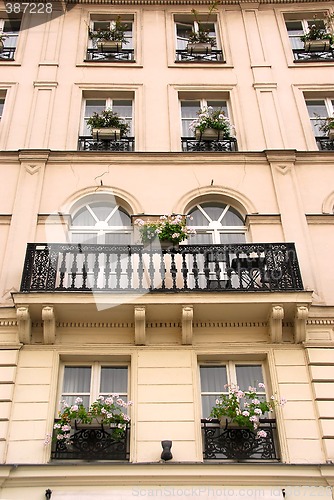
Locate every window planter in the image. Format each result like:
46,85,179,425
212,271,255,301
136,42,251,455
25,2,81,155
195,127,222,141
92,127,121,140
304,39,331,52
187,42,212,54
97,40,123,52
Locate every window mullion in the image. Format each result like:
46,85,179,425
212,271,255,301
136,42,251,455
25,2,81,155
91,362,100,402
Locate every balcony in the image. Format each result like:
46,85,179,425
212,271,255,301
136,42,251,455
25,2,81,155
316,136,334,151
78,136,135,152
85,47,135,62
181,136,238,152
52,422,130,461
20,242,303,293
0,47,16,60
202,419,279,461
175,48,224,63
293,47,334,62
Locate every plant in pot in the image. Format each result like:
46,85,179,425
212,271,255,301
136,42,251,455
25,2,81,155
87,108,130,140
186,7,217,54
209,383,286,439
53,395,133,444
189,106,234,141
88,17,129,53
300,14,334,52
316,114,334,141
134,214,196,248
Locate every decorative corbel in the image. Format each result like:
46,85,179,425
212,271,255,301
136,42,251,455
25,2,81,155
135,306,146,345
294,304,309,343
268,304,284,343
42,306,56,344
182,305,193,345
17,306,31,344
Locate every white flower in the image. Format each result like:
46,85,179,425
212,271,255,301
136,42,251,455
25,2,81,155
256,430,267,438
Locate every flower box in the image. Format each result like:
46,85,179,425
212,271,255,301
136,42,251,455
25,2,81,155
92,127,121,140
97,40,122,52
195,127,221,141
303,39,331,52
187,42,212,54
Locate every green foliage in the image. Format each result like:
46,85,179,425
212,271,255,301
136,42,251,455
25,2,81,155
86,108,130,137
134,214,196,244
88,17,129,44
189,106,233,136
300,14,334,44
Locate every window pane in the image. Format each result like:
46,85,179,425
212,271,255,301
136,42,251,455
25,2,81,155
190,232,212,244
100,366,128,394
235,365,264,391
306,100,327,118
201,203,226,222
107,207,131,226
72,207,96,226
219,232,245,244
0,99,4,117
105,233,131,244
85,100,106,117
223,207,244,226
63,366,92,392
207,101,227,115
200,366,227,418
187,207,209,226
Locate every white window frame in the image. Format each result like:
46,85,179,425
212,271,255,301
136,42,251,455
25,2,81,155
175,17,219,51
89,17,133,50
58,362,129,412
200,361,268,418
82,97,133,137
305,97,334,137
0,18,20,49
285,14,328,51
180,98,230,138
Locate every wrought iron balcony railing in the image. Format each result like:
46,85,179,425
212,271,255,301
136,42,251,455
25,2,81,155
78,136,135,152
175,49,224,62
316,136,334,151
293,48,334,62
0,47,16,60
20,242,303,293
202,419,279,461
52,422,130,461
85,48,135,62
181,137,238,152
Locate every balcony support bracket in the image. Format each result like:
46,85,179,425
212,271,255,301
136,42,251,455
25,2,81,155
42,305,56,344
294,304,309,343
182,305,193,345
135,306,146,345
17,306,31,344
269,304,284,343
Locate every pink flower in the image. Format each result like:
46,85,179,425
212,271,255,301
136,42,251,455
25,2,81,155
256,430,267,438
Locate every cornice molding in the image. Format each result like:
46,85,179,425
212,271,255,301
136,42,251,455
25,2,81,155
66,0,332,4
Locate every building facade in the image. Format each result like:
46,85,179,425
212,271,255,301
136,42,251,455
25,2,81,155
0,0,333,498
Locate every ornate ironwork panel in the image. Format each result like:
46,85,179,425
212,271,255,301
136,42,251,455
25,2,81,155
52,423,130,461
175,49,224,63
20,242,304,293
181,137,238,152
85,48,135,62
293,48,334,62
316,136,334,151
78,136,135,152
0,47,16,60
202,419,279,461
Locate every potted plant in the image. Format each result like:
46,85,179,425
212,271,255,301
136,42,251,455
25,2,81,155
316,114,334,141
134,214,196,248
189,106,234,141
0,33,7,53
209,383,286,438
86,108,130,140
300,15,334,52
186,8,217,54
88,17,129,53
53,395,133,444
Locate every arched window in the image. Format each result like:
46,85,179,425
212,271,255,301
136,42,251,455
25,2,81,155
187,202,246,244
70,200,132,244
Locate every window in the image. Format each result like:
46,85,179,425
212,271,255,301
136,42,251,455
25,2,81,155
187,202,246,244
174,14,223,63
306,98,334,136
82,98,133,137
71,200,133,244
0,18,21,60
87,16,134,62
200,362,266,418
181,99,229,138
0,97,4,119
285,14,334,61
60,363,129,409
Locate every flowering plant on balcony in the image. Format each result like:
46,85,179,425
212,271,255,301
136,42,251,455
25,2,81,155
189,106,234,138
134,214,196,244
316,114,334,137
209,383,286,438
88,17,129,44
300,14,334,44
53,395,132,443
86,109,130,137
